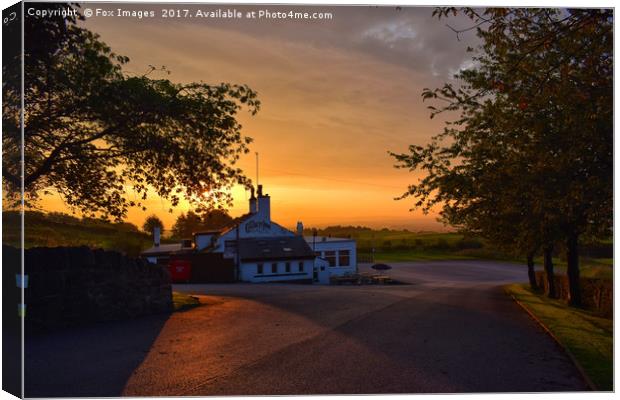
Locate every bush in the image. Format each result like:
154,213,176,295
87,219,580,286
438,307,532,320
456,237,484,250
535,271,612,318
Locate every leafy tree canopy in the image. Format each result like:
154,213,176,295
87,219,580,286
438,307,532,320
2,3,260,221
171,209,234,239
392,8,612,247
142,215,164,235
391,8,612,303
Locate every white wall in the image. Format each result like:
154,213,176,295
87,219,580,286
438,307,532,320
239,259,313,282
214,213,294,253
194,234,214,251
314,258,331,284
309,240,357,277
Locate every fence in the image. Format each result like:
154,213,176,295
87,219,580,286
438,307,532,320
535,271,612,318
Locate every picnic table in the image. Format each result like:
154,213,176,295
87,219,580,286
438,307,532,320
330,273,392,285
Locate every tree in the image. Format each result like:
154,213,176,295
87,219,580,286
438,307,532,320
171,210,234,239
2,3,260,220
391,8,612,305
142,215,164,235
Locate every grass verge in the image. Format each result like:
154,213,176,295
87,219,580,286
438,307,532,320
504,284,613,391
172,292,201,312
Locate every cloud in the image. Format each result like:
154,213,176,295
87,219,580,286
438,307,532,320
71,4,477,229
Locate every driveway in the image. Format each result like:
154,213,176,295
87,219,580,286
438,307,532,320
25,260,588,396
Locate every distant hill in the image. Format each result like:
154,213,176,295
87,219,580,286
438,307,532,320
2,211,154,257
304,225,486,254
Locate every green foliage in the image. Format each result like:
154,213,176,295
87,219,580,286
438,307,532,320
3,210,151,257
171,209,234,239
172,292,201,312
391,9,612,264
2,3,259,221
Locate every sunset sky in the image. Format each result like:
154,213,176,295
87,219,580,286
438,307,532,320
40,3,478,232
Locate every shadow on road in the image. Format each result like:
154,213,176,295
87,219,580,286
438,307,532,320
190,285,588,394
25,312,170,397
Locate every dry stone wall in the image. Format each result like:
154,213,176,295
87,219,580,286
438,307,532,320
5,245,173,331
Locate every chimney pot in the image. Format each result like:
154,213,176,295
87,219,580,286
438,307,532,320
153,227,161,247
296,221,304,236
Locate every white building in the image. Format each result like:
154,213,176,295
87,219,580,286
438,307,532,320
236,236,316,283
142,185,357,284
305,235,357,277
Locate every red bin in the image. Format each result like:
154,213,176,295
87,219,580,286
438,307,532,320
169,259,191,283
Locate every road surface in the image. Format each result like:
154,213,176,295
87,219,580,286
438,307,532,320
25,260,588,396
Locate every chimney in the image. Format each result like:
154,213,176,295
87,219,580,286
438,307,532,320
257,185,270,222
296,221,304,236
153,227,161,247
249,186,258,214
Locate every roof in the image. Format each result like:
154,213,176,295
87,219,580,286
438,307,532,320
238,236,316,262
141,243,184,256
218,213,253,237
193,230,222,236
304,236,355,244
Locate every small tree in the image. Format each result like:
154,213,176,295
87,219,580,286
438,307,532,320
142,215,164,236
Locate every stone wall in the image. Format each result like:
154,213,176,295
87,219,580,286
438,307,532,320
8,245,173,331
535,271,612,318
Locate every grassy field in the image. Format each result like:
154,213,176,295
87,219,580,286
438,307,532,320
546,258,614,280
310,226,612,279
172,292,201,311
505,284,613,391
3,210,155,257
307,226,507,262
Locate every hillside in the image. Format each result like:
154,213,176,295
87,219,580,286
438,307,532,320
304,225,499,261
2,211,153,257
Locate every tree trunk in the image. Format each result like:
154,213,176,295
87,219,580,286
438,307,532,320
543,246,556,298
526,253,539,291
566,232,582,307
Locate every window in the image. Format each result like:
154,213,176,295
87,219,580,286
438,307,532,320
285,262,291,273
272,263,278,273
224,240,238,258
257,263,263,274
338,250,350,267
325,250,337,267
298,261,304,272
315,251,322,258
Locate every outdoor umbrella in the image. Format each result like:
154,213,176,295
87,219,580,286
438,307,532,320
371,263,392,271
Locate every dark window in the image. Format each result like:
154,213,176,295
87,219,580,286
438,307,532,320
315,251,322,258
272,263,278,273
224,240,237,251
325,250,337,267
285,262,291,273
298,261,304,272
257,263,263,274
224,240,238,258
338,250,350,267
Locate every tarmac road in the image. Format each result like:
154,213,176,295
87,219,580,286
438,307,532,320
25,260,589,396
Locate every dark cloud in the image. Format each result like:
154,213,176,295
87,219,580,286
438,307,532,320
85,4,478,80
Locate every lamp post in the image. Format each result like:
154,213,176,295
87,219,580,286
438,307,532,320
312,228,317,282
